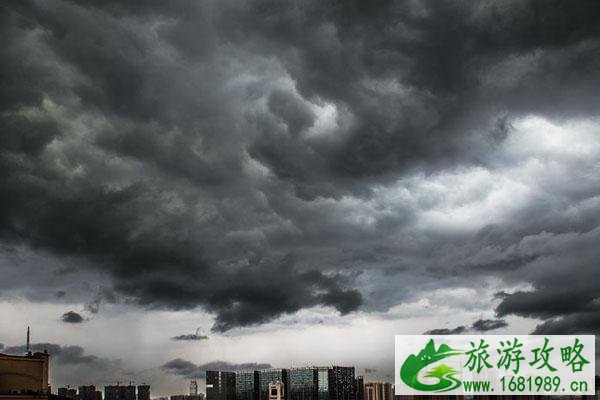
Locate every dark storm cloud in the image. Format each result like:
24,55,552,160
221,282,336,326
161,359,203,379
85,287,117,314
471,318,508,332
161,359,272,379
425,326,467,335
426,318,508,334
1,0,600,335
61,310,84,323
171,334,208,341
228,0,600,189
171,328,209,341
493,226,600,333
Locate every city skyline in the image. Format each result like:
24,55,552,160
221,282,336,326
2,0,600,395
53,365,393,400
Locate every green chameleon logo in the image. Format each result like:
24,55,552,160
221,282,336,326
400,339,464,392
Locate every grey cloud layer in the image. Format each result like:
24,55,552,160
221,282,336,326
1,0,600,335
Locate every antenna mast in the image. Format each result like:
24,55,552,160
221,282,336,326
26,326,30,354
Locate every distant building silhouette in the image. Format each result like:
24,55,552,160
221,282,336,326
104,385,135,400
79,385,102,400
57,388,77,399
137,385,150,400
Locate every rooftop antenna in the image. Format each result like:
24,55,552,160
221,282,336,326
26,326,31,354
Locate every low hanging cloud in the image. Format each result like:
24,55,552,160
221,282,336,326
171,333,209,341
171,328,209,341
425,326,468,335
425,318,508,335
471,319,508,332
162,359,273,379
61,311,85,323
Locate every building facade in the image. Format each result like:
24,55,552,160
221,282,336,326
327,367,355,400
259,370,288,400
363,383,393,400
268,384,284,400
78,386,102,400
235,371,259,400
104,385,135,400
0,352,50,396
206,371,236,400
57,388,76,399
289,368,317,400
354,377,363,400
137,386,150,400
315,368,329,400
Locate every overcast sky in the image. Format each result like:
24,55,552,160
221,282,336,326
1,0,600,395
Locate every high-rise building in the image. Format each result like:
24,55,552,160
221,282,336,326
236,371,260,400
80,385,102,400
363,383,377,400
354,376,364,400
381,383,392,400
315,367,329,400
58,387,77,399
137,385,150,400
289,367,317,400
269,383,285,400
363,383,392,400
328,367,355,400
171,395,205,400
104,385,136,400
259,369,289,400
206,371,236,400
